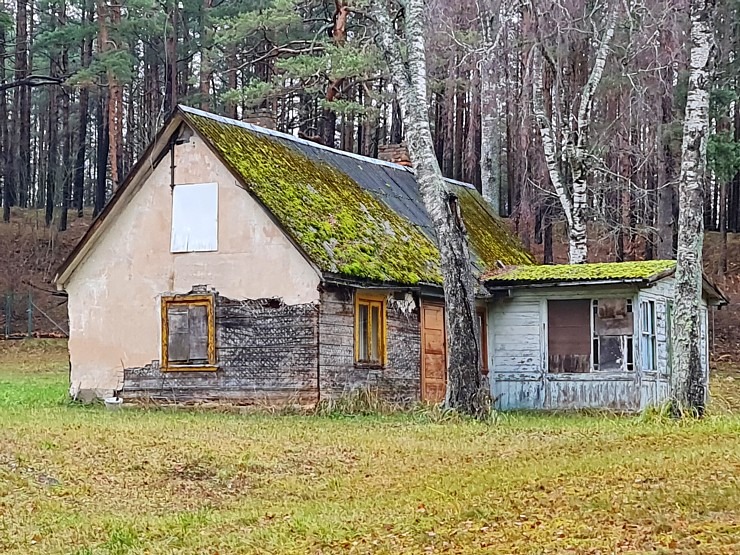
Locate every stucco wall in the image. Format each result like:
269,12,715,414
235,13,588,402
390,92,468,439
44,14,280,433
64,134,321,397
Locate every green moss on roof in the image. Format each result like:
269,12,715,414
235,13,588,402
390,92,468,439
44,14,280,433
456,187,536,269
185,113,442,284
486,260,677,283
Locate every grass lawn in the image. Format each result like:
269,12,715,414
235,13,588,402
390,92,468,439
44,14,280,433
1,341,739,554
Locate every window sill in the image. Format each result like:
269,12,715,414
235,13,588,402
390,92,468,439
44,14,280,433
547,372,636,381
354,362,385,370
162,365,218,373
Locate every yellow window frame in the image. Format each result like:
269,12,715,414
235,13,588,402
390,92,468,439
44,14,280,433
161,294,217,372
354,292,387,365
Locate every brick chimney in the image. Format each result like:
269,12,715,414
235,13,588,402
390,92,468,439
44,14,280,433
242,108,276,130
378,143,412,167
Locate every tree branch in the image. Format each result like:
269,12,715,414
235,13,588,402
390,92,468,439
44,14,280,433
0,75,64,92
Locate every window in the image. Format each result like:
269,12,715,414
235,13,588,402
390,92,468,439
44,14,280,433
547,299,591,373
355,293,386,364
548,298,635,374
640,300,656,372
171,183,218,253
477,308,489,374
161,295,216,371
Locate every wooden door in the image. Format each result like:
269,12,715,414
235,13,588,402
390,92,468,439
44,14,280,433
421,301,447,402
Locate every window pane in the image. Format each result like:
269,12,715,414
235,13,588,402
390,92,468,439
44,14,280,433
547,300,591,373
167,306,190,363
370,304,381,361
358,304,369,360
189,305,209,362
599,336,623,371
641,335,654,371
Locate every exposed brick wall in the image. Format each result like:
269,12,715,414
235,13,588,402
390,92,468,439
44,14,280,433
123,294,319,404
318,285,421,403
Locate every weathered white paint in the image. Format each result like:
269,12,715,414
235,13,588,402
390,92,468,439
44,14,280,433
170,182,218,252
488,277,712,411
62,134,321,397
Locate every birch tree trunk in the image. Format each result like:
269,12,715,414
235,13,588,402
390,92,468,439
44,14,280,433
371,0,487,417
531,0,617,264
478,0,508,215
670,0,715,418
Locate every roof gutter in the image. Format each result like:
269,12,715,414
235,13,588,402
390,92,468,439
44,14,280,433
485,278,646,292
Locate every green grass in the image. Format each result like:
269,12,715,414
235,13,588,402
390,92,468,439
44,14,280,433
1,341,740,554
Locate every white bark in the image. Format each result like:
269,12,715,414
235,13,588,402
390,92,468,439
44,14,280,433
480,55,501,214
371,0,487,417
478,0,507,214
531,0,617,264
671,0,715,417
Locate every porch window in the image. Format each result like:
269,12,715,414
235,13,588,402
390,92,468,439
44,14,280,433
548,298,635,373
161,295,216,371
355,293,386,364
171,182,218,253
640,300,657,372
547,299,591,373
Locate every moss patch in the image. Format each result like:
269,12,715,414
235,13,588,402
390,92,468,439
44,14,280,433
183,109,534,285
185,113,442,284
455,187,536,269
486,260,677,283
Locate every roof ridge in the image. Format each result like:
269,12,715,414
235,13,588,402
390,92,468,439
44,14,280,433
176,105,476,191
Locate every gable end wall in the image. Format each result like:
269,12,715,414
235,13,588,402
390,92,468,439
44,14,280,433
64,134,320,397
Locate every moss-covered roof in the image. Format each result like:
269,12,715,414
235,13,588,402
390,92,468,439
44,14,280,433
180,106,534,285
485,260,677,284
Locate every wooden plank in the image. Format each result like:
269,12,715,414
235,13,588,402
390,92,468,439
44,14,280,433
421,301,446,403
167,306,190,363
188,305,209,361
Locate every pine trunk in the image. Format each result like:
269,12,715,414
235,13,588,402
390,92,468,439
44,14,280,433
94,92,109,216
1,20,9,222
199,0,213,110
45,89,58,227
58,4,71,232
73,3,93,218
671,0,715,418
165,4,178,113
15,0,31,210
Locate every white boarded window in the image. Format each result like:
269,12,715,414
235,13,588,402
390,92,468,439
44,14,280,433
171,183,218,253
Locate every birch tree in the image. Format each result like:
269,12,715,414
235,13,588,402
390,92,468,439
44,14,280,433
531,0,618,264
477,0,510,215
369,0,487,417
671,0,715,418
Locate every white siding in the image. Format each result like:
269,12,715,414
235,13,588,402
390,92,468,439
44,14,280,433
489,297,542,373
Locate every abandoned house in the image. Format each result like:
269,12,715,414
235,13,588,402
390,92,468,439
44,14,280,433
55,106,726,411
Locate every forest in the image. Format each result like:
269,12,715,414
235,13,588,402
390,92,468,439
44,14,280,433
0,0,738,267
